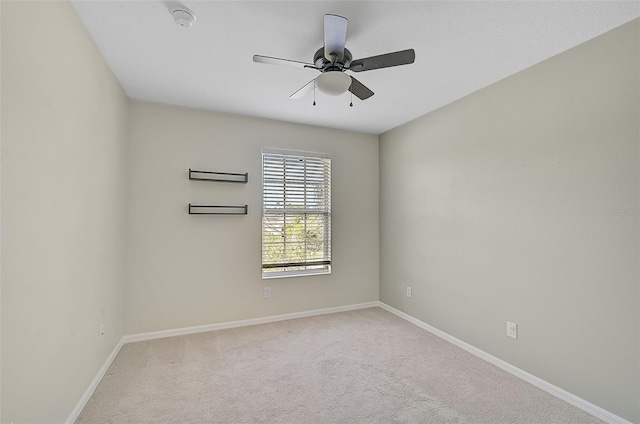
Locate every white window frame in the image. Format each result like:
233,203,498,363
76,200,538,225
262,148,331,279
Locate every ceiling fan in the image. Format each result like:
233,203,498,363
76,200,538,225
253,14,415,103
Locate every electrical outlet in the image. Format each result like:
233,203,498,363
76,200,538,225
507,321,518,339
264,287,271,298
406,286,412,298
99,324,105,342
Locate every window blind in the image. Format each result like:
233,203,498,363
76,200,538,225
262,152,331,276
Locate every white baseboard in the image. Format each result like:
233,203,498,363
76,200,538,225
65,337,125,424
378,302,633,424
123,301,380,343
66,302,377,423
67,301,631,424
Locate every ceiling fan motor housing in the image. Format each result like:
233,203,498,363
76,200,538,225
314,48,352,72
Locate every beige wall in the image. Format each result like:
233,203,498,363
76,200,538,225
1,1,3,420
380,19,640,423
125,101,379,334
1,2,129,423
2,0,637,422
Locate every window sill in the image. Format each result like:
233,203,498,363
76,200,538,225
262,269,331,280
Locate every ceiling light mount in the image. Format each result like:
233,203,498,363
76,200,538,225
169,4,196,28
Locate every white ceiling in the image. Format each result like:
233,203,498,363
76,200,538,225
71,1,640,135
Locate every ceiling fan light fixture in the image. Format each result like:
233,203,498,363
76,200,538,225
316,72,351,96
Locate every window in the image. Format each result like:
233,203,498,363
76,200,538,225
262,150,331,278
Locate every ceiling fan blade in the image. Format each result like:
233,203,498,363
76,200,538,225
253,55,316,70
289,79,316,100
350,49,415,72
349,76,374,100
324,14,348,62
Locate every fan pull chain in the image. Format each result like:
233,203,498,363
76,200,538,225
350,91,353,107
313,80,316,106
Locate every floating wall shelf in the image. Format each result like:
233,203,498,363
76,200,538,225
187,168,248,216
189,169,248,183
188,204,248,215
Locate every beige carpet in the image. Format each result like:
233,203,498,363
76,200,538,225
77,307,603,423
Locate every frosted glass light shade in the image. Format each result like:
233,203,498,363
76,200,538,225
316,72,351,96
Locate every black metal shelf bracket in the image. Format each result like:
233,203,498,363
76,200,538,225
188,204,248,215
189,169,248,183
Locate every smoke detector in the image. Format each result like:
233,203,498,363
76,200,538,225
169,4,196,28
